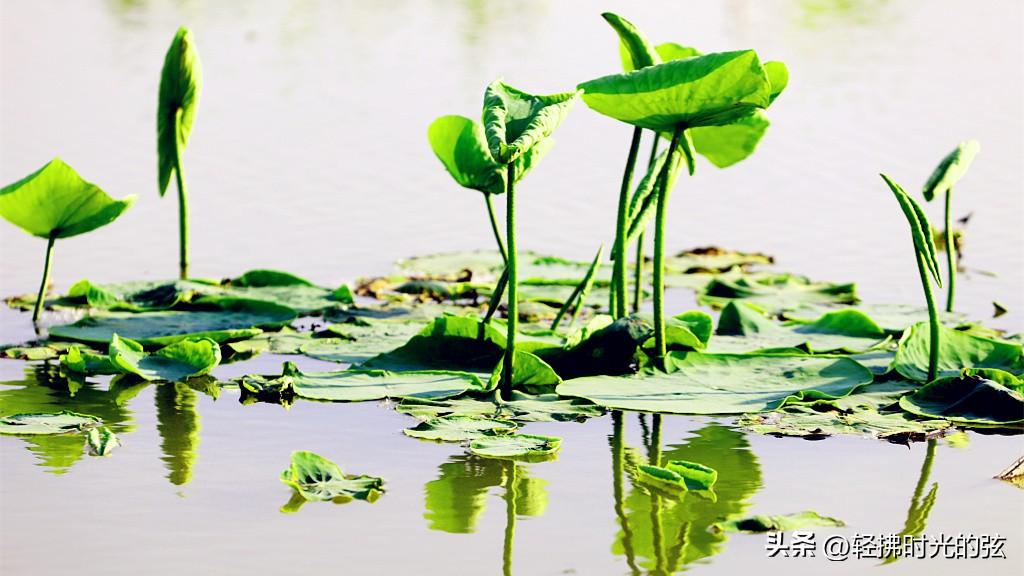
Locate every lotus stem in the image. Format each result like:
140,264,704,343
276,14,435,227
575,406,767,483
482,267,508,327
610,411,641,574
652,126,685,361
915,249,941,381
943,189,956,312
612,127,644,319
173,108,190,280
501,163,518,398
32,235,56,323
503,460,517,576
485,193,508,263
632,136,660,313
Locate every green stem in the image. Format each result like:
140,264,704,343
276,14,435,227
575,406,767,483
613,127,643,319
173,108,190,280
634,133,659,314
915,249,941,381
503,461,517,576
501,163,518,399
482,267,508,327
653,126,686,361
943,189,956,312
485,193,508,263
32,236,56,323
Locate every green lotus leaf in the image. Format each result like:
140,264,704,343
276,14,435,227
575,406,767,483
882,174,942,285
280,361,481,402
397,391,603,423
86,426,120,456
764,60,789,104
108,334,220,381
697,271,857,314
578,50,771,131
653,42,702,65
922,140,980,201
468,433,561,460
361,315,505,378
48,298,295,345
299,318,428,365
688,111,771,168
403,415,518,442
279,451,383,508
486,350,562,392
899,369,1024,425
60,345,119,375
892,322,1022,382
482,80,579,164
0,411,101,435
157,27,202,197
2,345,61,361
637,460,719,495
605,12,661,71
710,510,845,533
708,301,890,354
396,250,614,286
226,328,314,356
557,352,872,414
0,158,135,239
666,246,774,275
783,303,967,335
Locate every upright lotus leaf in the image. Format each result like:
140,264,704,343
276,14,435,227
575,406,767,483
578,51,771,131
280,451,384,508
0,411,101,435
710,510,845,533
283,361,482,402
557,352,872,414
108,334,221,381
0,158,136,321
469,433,561,460
892,322,1022,382
486,349,562,393
157,27,203,278
922,140,980,202
605,12,661,71
482,80,579,165
403,415,518,443
899,369,1024,425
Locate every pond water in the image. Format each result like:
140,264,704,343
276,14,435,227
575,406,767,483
1,0,1022,574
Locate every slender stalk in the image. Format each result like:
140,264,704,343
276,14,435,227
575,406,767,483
32,236,56,323
611,411,641,575
485,193,508,263
943,189,956,312
502,460,517,576
612,127,643,319
915,249,941,381
482,267,508,327
653,127,686,361
173,108,190,280
633,134,660,313
501,163,518,398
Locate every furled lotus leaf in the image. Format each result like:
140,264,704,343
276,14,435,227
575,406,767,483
48,298,296,345
279,361,481,402
0,158,135,239
482,80,579,164
899,369,1024,425
403,415,518,442
86,426,120,456
0,411,101,435
697,271,857,314
557,352,872,414
468,433,561,460
427,115,552,195
922,140,980,201
578,50,771,131
279,451,383,508
710,510,844,533
605,12,661,71
882,175,942,285
108,334,220,381
157,27,202,196
708,302,890,354
892,322,1022,382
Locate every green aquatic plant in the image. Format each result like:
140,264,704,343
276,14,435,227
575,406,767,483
922,140,980,312
882,174,944,381
157,27,203,279
482,80,579,397
0,158,135,322
579,49,779,360
279,451,384,512
549,245,604,331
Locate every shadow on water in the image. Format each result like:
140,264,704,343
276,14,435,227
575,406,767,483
610,412,763,574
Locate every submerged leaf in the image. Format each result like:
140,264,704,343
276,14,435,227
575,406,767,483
0,158,135,239
157,27,202,196
404,415,517,442
483,80,579,164
710,511,844,533
0,411,101,435
892,322,1022,382
899,369,1024,425
468,433,561,460
280,451,383,507
557,352,872,414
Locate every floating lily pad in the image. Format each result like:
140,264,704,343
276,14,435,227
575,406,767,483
892,322,1022,382
280,361,481,402
86,426,120,456
899,369,1024,425
664,246,773,274
396,391,603,423
697,272,857,314
403,415,518,442
557,352,872,414
279,451,384,509
299,319,427,365
0,411,101,435
109,334,220,381
710,510,845,533
48,298,296,345
783,303,968,335
59,346,119,375
707,302,890,354
2,345,61,361
397,250,613,285
361,315,504,378
468,433,562,460
225,328,314,356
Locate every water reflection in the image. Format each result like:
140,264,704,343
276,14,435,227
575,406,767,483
610,413,762,573
0,365,136,474
155,382,203,486
883,439,938,564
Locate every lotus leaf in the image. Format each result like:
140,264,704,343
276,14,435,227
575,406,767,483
299,319,427,365
899,369,1024,425
157,27,202,196
893,322,1022,382
710,510,845,533
708,302,890,354
108,334,220,381
783,303,967,335
482,80,579,164
237,373,296,406
922,140,980,202
280,361,481,402
697,272,857,313
468,433,562,460
60,346,119,375
279,451,383,507
404,415,518,442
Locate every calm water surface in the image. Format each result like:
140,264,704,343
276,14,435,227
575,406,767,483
1,1,1022,574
